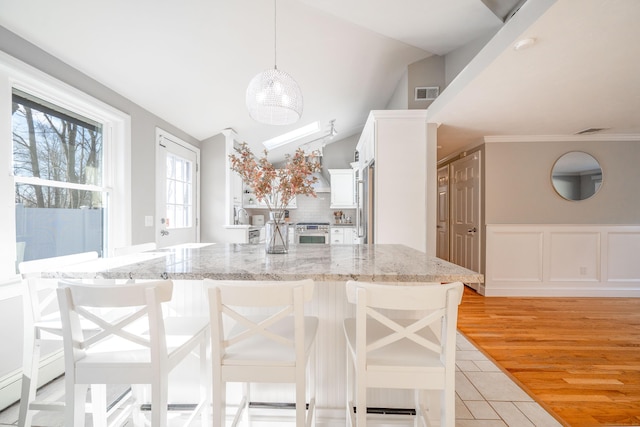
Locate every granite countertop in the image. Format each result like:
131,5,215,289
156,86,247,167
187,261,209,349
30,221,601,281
45,243,483,284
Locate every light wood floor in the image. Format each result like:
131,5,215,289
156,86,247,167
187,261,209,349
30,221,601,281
457,286,640,427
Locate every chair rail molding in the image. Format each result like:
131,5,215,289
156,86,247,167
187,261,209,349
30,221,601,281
484,224,640,297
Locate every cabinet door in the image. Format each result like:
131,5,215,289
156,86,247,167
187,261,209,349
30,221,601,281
232,172,243,205
329,169,356,208
330,227,344,244
347,227,358,244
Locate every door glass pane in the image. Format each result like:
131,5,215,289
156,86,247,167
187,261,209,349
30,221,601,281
165,153,192,229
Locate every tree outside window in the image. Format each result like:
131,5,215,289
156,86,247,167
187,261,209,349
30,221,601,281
12,91,105,263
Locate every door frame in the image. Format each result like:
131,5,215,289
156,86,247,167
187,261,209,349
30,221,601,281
155,128,200,247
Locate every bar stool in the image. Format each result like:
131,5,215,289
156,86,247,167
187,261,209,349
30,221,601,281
343,281,464,427
56,279,209,426
205,278,318,427
18,252,105,427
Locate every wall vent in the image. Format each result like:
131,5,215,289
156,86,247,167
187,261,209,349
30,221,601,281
415,86,439,101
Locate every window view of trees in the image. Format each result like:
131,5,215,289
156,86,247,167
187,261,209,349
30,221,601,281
12,91,105,263
12,92,103,208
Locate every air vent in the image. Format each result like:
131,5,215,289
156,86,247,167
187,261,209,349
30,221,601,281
575,127,609,135
415,86,439,101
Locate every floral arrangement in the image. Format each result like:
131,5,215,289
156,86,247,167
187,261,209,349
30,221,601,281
229,142,322,215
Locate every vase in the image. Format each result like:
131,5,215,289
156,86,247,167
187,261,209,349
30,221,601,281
265,211,289,254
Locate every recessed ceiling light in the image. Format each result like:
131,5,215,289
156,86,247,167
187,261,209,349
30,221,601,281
513,37,536,51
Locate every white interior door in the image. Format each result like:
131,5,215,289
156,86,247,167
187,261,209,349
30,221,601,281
156,129,200,247
451,152,481,272
436,165,450,261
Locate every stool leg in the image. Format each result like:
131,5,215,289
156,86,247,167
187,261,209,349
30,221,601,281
90,384,107,427
18,328,39,427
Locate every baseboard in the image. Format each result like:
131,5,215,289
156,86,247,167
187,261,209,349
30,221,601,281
0,350,65,411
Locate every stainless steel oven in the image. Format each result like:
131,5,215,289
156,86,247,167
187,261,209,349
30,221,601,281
295,222,329,244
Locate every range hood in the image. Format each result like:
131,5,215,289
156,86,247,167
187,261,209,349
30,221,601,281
312,171,331,193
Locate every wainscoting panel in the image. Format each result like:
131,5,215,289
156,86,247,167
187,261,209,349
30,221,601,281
548,231,600,282
487,230,543,282
485,225,640,297
607,232,640,281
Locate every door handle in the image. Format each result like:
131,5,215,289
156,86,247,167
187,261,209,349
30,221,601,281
467,227,477,234
161,229,170,236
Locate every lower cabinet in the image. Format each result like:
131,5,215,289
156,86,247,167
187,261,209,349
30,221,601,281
330,226,357,244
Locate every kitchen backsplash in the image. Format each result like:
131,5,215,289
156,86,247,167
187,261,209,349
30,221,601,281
244,193,356,225
291,194,356,224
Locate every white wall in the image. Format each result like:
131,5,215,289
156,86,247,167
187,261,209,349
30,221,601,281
386,70,409,110
444,29,498,86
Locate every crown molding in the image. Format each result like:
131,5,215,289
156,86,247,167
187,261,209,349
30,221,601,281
484,134,640,143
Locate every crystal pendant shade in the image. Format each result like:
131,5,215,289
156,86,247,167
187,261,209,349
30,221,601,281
246,67,303,126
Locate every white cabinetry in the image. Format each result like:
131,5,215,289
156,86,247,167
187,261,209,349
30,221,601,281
330,226,357,244
355,110,435,254
329,169,356,209
231,171,243,206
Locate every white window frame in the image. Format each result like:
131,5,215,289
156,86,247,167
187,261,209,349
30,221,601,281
0,51,131,278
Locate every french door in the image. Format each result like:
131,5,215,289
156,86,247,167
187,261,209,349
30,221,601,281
155,129,200,247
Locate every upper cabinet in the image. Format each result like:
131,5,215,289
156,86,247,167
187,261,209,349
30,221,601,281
329,168,356,209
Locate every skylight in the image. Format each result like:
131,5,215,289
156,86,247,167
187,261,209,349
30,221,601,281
262,121,320,150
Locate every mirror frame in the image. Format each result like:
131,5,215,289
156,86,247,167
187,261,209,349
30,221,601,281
551,151,603,201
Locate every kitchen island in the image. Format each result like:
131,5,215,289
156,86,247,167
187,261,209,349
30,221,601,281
45,243,482,423
47,243,483,283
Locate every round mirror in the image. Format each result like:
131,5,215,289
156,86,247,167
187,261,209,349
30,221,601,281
551,151,602,201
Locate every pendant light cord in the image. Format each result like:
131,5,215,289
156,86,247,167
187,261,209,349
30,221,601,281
274,0,278,70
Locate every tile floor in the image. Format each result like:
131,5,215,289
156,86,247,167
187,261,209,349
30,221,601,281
0,333,563,426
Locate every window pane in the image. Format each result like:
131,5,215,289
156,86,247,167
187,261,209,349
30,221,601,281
165,153,193,229
12,91,106,265
12,93,103,187
15,184,104,261
166,180,175,203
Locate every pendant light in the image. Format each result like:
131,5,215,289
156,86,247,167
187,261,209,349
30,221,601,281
246,0,303,125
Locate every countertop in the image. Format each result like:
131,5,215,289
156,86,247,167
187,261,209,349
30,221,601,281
44,243,483,284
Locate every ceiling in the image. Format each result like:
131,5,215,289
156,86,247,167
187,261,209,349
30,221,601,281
1,0,638,162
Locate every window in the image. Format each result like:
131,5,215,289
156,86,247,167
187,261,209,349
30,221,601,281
12,91,106,261
0,51,131,277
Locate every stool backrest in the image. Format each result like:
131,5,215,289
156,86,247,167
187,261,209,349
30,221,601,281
206,279,314,360
56,280,173,361
346,281,464,363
